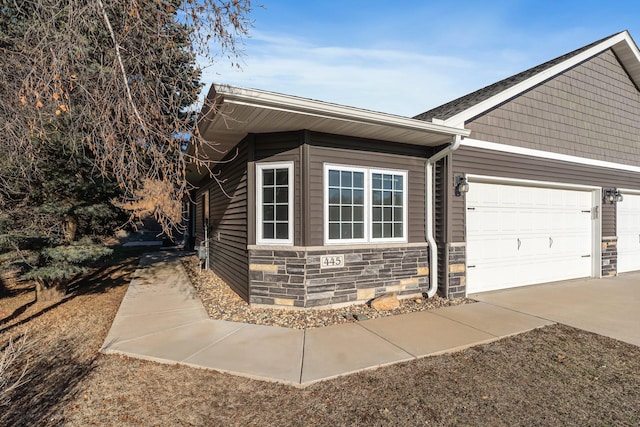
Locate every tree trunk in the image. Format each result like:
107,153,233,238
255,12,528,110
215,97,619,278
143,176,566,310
35,281,67,302
64,215,78,243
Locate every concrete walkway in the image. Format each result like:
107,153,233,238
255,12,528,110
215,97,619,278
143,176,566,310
102,252,555,386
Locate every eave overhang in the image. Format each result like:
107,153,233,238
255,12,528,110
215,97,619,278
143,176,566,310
188,84,470,183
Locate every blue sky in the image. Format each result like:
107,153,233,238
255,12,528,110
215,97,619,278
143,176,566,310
201,0,640,117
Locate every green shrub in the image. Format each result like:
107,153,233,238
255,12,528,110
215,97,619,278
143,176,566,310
23,240,113,290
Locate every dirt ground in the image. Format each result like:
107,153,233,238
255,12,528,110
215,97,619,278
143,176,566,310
1,249,640,426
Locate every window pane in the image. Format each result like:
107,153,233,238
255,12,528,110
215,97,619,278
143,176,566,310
276,205,288,221
383,207,392,221
329,206,340,221
394,207,403,221
263,169,274,185
383,191,392,205
275,169,288,185
372,173,382,190
275,223,288,239
263,205,274,221
341,170,352,187
353,172,364,188
372,206,382,221
341,224,352,239
263,223,274,239
353,223,364,238
329,170,340,186
394,175,403,191
394,192,403,206
353,206,363,221
394,223,403,238
383,223,392,238
341,189,352,204
329,188,340,204
276,187,288,203
383,175,393,190
329,223,340,239
372,190,382,205
341,206,352,221
372,223,382,238
353,189,364,205
263,188,274,203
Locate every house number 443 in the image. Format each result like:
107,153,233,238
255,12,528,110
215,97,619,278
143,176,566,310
320,254,344,269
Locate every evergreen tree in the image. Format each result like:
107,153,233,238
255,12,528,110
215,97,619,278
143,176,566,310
0,0,253,299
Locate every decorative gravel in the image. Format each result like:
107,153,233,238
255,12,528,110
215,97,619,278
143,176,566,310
182,255,474,329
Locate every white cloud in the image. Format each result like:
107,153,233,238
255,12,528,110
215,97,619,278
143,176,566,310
200,31,494,117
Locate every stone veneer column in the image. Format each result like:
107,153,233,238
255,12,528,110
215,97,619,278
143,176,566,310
447,243,466,299
601,237,617,277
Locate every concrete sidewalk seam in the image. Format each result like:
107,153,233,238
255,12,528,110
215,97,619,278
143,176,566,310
103,317,211,349
179,322,250,363
429,304,501,338
466,300,557,326
298,330,307,385
354,321,420,359
112,306,206,319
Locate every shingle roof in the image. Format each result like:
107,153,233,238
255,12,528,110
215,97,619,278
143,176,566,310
413,32,623,123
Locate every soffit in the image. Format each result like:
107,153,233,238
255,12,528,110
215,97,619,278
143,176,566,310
192,85,470,167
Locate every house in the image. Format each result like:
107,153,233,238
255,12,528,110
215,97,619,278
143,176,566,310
187,30,640,308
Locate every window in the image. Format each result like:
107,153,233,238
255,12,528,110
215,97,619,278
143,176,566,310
324,164,407,244
256,162,294,245
326,165,366,243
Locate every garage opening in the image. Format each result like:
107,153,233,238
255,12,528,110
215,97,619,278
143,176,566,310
466,181,595,293
617,193,640,273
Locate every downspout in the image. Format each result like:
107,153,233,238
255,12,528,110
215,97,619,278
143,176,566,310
424,134,463,298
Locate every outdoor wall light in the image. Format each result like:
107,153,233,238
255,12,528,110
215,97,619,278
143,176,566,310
454,175,469,197
604,188,623,204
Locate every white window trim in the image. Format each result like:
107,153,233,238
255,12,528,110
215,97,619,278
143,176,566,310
256,161,294,245
323,163,408,245
323,164,369,245
369,168,408,244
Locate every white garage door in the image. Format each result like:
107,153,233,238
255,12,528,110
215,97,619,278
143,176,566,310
617,193,640,273
466,182,593,293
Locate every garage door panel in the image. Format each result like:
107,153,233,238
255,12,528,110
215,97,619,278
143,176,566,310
617,194,640,273
467,182,592,294
467,237,517,264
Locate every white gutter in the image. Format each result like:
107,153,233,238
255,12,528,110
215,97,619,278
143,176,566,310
424,134,463,298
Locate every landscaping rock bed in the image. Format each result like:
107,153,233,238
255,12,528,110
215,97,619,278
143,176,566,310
181,255,473,329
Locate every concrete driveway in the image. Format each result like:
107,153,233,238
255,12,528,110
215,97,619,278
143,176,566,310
470,272,640,347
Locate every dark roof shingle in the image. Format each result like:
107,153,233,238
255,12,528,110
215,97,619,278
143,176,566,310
413,32,623,122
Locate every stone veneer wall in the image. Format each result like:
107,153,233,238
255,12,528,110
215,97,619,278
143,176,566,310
447,243,466,299
601,237,617,277
248,244,430,308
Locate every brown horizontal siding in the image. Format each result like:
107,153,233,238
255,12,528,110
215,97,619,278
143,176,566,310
467,49,640,167
602,203,616,238
307,133,431,246
196,140,249,301
254,131,301,161
194,191,207,247
451,146,640,241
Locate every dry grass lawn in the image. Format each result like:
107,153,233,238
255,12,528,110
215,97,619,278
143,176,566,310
1,248,639,426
